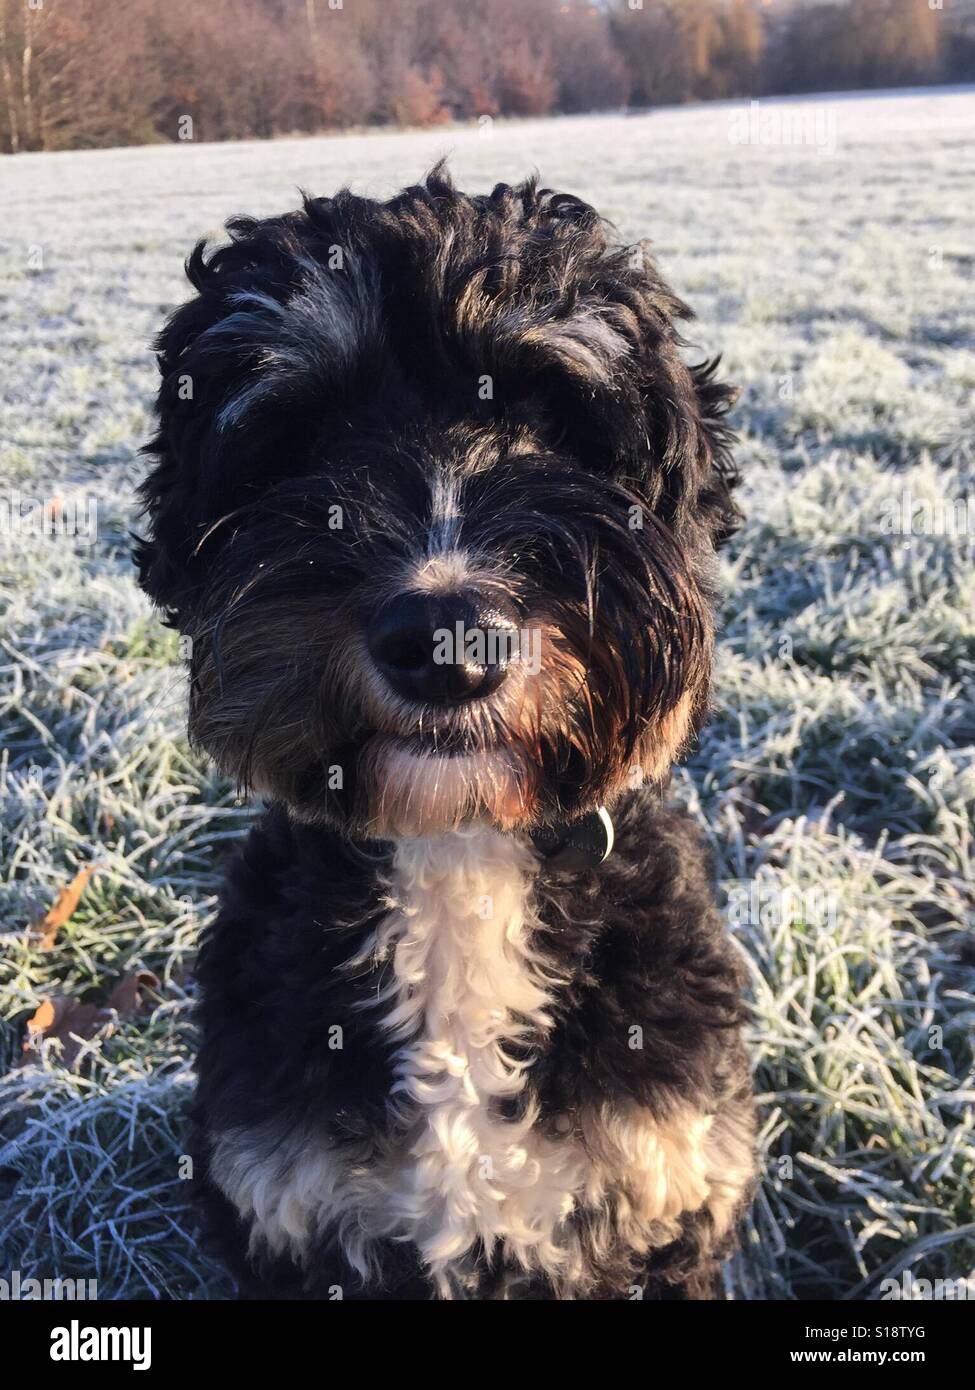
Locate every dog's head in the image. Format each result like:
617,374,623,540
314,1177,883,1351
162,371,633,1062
137,168,739,838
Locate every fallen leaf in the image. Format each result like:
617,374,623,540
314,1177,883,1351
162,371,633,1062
29,863,103,950
105,970,160,1016
22,971,160,1071
22,997,105,1070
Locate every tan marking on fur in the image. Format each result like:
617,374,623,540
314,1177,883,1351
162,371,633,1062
189,593,336,795
581,1104,714,1224
699,1101,756,1240
636,690,696,784
407,552,474,592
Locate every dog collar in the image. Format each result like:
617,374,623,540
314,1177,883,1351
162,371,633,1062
528,806,614,871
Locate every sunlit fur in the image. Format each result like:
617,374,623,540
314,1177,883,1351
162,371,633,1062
137,168,755,1299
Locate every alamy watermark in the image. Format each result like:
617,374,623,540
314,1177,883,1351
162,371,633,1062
878,489,974,538
0,491,98,543
50,1319,151,1370
1,1268,97,1300
880,1269,975,1301
726,879,838,930
728,100,838,156
433,623,542,676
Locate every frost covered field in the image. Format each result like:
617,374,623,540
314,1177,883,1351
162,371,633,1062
1,88,973,1300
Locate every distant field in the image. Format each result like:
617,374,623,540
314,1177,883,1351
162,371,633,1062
1,90,973,1300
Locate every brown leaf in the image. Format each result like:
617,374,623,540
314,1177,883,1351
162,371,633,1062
105,970,160,1016
29,863,103,950
22,971,160,1071
23,996,107,1070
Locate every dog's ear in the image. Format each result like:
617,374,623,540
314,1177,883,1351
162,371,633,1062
611,249,741,552
475,207,741,550
135,261,220,623
134,230,276,623
135,213,380,623
686,356,742,550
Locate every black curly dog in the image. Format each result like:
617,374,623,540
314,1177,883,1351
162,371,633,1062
136,167,756,1300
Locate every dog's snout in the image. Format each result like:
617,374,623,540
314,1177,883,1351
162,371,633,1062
367,592,518,705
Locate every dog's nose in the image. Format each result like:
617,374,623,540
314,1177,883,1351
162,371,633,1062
367,592,518,704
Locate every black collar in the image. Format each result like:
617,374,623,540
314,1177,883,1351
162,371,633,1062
528,807,615,871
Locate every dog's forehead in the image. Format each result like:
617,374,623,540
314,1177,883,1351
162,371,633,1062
207,233,641,447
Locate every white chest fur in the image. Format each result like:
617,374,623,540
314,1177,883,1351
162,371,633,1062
210,828,743,1297
359,827,587,1292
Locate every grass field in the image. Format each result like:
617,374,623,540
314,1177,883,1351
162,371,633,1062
1,88,973,1301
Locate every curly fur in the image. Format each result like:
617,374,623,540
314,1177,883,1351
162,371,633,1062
136,166,755,1300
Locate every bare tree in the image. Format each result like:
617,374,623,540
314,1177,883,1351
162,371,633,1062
0,0,958,155
0,0,21,153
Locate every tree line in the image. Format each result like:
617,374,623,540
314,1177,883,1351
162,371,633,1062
1,0,970,155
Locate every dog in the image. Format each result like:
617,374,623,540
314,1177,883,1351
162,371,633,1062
136,166,756,1300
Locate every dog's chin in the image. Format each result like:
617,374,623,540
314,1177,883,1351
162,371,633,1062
260,732,540,839
353,734,537,839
